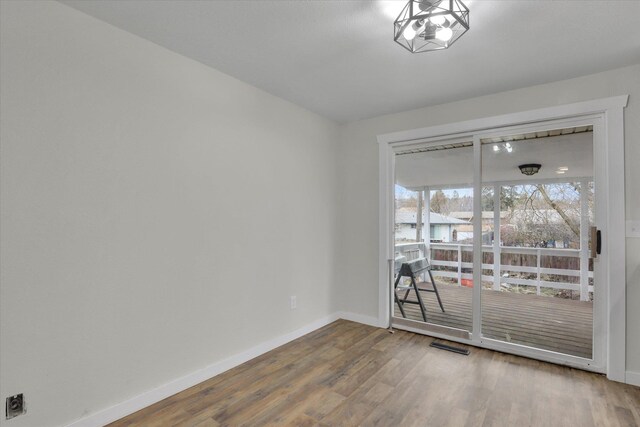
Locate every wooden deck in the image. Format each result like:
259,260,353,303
397,283,593,359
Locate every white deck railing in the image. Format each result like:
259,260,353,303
395,242,594,299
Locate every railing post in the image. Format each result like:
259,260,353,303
416,190,423,244
424,186,430,260
536,248,541,295
457,244,462,286
579,180,590,301
493,184,501,291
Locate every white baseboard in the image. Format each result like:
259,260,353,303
65,308,633,427
66,312,344,427
338,311,382,328
626,370,640,387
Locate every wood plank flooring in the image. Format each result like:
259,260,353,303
108,320,639,427
399,283,593,358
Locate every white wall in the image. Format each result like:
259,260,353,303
336,64,640,373
0,2,339,426
2,2,639,425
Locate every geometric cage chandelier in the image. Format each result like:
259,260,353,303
394,0,469,53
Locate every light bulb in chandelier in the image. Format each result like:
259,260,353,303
436,26,453,41
429,14,447,26
402,19,425,40
418,0,444,12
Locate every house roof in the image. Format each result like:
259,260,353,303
449,211,509,220
449,209,587,224
396,209,468,225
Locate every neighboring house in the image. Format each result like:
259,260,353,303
395,208,469,242
449,210,508,224
449,210,581,247
449,211,508,243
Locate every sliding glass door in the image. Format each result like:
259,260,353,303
479,126,595,359
389,119,603,371
393,140,475,339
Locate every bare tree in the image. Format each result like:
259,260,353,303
430,190,447,214
536,184,580,238
500,183,586,248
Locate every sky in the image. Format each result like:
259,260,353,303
395,185,473,199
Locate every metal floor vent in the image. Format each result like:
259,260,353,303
430,341,470,355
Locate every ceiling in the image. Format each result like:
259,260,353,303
396,131,593,189
60,1,640,123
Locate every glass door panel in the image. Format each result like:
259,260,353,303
393,142,474,335
480,126,595,359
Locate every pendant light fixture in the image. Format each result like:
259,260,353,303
519,164,542,176
394,0,469,53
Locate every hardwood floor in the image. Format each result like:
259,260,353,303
108,320,640,427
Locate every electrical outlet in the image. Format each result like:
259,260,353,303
290,296,297,310
6,394,25,420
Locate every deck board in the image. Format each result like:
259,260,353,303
397,283,593,358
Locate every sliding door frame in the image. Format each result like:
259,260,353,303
377,95,628,382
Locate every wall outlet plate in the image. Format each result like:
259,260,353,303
6,394,25,420
627,220,640,238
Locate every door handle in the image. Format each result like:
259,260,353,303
590,226,601,258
